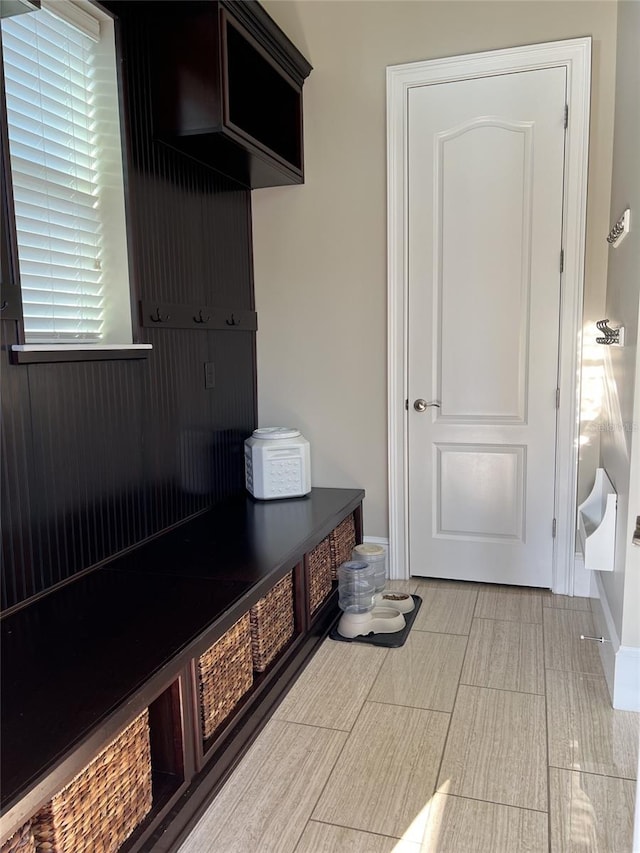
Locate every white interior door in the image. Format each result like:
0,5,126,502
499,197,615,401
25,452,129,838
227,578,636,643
408,68,566,587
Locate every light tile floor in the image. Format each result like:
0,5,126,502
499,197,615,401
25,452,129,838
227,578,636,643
179,579,639,853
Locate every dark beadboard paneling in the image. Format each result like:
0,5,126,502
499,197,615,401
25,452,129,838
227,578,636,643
26,359,145,588
207,329,258,498
141,327,213,531
1,321,36,605
0,4,257,610
200,180,255,311
117,6,254,311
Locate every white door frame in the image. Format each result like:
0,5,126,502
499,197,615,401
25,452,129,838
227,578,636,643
387,38,591,593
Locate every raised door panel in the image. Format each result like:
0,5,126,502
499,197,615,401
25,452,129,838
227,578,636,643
437,120,533,423
435,443,526,541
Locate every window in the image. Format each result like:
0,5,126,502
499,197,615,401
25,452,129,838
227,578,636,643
1,0,136,348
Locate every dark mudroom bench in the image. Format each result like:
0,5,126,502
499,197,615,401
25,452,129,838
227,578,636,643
0,487,363,852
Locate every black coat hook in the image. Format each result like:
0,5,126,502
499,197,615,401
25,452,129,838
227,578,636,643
194,309,210,324
150,307,170,323
596,319,623,345
225,313,240,327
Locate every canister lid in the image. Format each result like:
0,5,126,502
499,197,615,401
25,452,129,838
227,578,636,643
338,561,373,573
252,427,301,440
353,544,385,557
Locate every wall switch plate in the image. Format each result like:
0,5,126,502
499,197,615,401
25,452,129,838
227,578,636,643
204,362,215,389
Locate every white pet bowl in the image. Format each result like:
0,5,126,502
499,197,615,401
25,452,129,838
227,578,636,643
374,591,415,613
337,607,406,638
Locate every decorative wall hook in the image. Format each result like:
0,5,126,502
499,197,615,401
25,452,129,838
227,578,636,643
606,208,631,248
225,313,240,327
596,319,624,346
150,307,170,323
193,309,210,324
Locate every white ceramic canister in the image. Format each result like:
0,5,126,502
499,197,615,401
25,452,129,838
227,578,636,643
351,543,386,593
244,427,311,499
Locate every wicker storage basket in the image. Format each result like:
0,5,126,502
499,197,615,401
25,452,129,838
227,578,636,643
1,822,36,853
32,710,152,853
250,572,294,673
329,513,357,579
307,536,332,614
198,612,253,740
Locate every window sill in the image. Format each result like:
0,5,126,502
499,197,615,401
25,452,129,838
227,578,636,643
10,344,153,364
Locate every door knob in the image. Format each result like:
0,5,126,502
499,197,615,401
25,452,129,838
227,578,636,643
413,399,440,412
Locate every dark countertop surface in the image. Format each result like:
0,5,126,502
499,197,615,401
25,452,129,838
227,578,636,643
1,487,363,812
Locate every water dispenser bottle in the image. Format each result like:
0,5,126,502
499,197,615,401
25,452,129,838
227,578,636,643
337,561,376,613
336,560,406,638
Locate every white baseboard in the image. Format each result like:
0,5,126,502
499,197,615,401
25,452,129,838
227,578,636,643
363,537,389,559
591,573,640,711
591,573,619,702
363,537,391,579
613,646,640,712
634,750,640,853
573,551,597,597
367,536,409,580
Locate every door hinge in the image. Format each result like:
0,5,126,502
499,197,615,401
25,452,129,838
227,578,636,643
564,104,569,129
405,399,409,411
556,388,560,409
560,248,564,273
552,518,557,538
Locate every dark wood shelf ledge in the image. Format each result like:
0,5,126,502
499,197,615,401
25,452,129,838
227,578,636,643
0,487,363,850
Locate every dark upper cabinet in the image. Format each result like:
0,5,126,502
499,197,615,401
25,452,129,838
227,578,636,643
151,1,312,189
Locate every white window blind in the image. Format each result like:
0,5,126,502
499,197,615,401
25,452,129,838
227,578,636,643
2,4,105,342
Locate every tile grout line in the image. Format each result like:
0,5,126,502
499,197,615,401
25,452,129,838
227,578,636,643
462,615,545,695
180,716,342,853
333,589,473,840
430,592,476,810
543,607,607,677
457,680,544,697
304,817,410,843
545,665,610,677
358,697,462,714
267,637,392,853
440,609,550,819
269,717,356,735
412,582,478,635
423,789,550,815
542,591,552,853
275,638,390,732
309,589,475,846
361,643,392,708
471,614,543,625
364,698,452,715
185,585,634,853
411,628,472,636
289,722,353,851
301,641,392,835
547,762,640,783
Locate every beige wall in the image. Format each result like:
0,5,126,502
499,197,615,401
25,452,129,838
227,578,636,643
253,0,617,539
599,0,640,647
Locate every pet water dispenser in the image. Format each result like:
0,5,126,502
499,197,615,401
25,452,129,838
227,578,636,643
351,544,415,614
336,561,405,638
